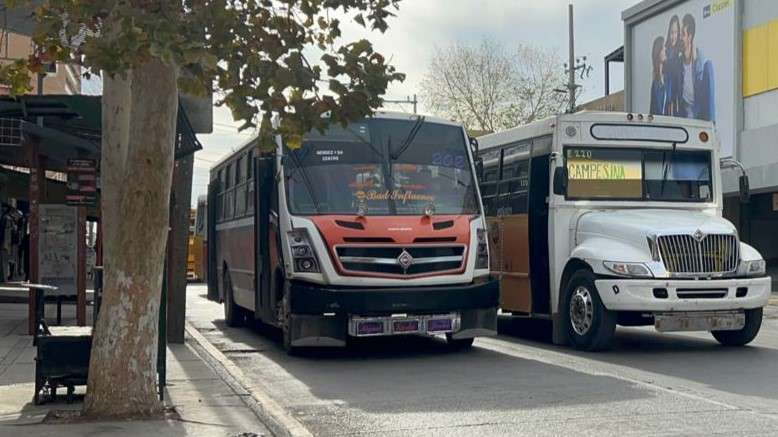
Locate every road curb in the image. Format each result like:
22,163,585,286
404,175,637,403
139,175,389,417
184,321,313,437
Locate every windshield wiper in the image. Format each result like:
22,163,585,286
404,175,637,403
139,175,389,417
286,148,320,213
391,115,425,160
658,142,677,197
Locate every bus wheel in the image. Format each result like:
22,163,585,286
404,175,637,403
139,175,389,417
563,270,616,351
712,308,763,347
279,293,298,355
223,270,245,327
445,334,474,350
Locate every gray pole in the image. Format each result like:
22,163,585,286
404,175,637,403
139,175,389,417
568,3,576,113
413,94,418,114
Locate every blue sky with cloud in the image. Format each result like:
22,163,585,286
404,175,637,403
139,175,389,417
192,0,638,204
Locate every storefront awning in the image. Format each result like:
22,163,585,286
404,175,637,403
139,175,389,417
0,95,202,171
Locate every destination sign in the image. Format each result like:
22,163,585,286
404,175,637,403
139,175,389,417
566,149,642,181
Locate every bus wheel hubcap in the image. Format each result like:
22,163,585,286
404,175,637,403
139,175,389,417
570,286,594,336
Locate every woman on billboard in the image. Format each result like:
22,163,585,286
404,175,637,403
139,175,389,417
664,15,682,116
650,36,669,116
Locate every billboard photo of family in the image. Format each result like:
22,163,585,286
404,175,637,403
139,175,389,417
649,12,715,121
631,0,735,156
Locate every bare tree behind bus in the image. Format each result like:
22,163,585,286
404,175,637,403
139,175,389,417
421,40,573,133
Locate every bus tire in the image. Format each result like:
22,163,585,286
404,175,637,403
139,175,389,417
445,334,474,350
712,308,763,347
279,292,299,355
562,269,616,351
223,269,246,327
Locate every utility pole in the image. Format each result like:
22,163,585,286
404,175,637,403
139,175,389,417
384,94,418,114
561,4,593,113
568,3,576,113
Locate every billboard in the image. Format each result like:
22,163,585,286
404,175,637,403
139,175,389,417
628,0,736,156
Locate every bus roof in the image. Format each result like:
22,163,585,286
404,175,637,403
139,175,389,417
477,115,556,153
477,111,716,154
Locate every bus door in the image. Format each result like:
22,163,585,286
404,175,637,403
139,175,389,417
528,151,551,315
497,157,532,314
206,180,219,302
254,154,275,321
481,161,503,287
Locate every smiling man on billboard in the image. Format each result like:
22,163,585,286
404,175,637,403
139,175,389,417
678,13,716,121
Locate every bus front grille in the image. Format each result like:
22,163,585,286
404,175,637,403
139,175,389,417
335,245,466,277
657,234,739,275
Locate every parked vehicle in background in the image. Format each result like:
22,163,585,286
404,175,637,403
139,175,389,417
187,196,207,282
207,112,499,353
477,111,770,351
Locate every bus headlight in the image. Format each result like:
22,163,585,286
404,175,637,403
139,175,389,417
476,228,489,269
603,261,652,278
287,229,320,273
738,259,766,277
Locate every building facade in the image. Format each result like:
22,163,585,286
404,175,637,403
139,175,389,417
0,31,81,95
623,0,778,288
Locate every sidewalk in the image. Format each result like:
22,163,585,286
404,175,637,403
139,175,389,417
0,301,270,436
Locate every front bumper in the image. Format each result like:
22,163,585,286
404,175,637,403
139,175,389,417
289,278,500,315
595,276,771,312
286,279,499,347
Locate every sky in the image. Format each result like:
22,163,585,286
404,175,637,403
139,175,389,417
191,0,638,205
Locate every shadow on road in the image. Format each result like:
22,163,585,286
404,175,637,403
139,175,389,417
494,315,778,402
202,317,658,416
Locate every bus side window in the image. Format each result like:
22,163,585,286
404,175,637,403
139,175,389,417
217,169,225,222
236,156,247,217
225,162,235,219
479,165,499,215
502,159,529,214
247,153,255,214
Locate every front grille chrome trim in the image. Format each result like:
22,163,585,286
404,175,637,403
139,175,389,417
657,233,739,276
339,255,464,265
334,243,467,278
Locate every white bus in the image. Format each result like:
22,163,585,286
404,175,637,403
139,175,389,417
477,111,770,351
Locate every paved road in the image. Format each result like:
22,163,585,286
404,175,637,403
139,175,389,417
187,285,778,436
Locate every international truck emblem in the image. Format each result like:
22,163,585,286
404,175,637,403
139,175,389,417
693,229,706,242
397,250,414,270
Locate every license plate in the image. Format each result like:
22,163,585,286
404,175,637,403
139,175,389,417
356,320,385,336
392,319,420,334
654,311,745,332
426,318,453,332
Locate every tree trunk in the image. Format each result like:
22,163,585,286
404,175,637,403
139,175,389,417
83,57,179,418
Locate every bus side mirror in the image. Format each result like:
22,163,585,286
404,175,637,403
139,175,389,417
469,136,479,155
553,166,568,196
739,174,750,204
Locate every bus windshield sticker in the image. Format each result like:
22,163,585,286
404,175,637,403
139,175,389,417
355,189,436,204
315,148,344,162
431,152,467,169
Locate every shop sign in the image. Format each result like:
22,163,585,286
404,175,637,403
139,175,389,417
66,159,97,206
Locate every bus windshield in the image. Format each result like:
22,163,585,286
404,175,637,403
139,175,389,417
565,147,713,202
284,118,479,215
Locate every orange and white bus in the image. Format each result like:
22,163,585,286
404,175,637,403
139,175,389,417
478,112,770,351
207,112,499,353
